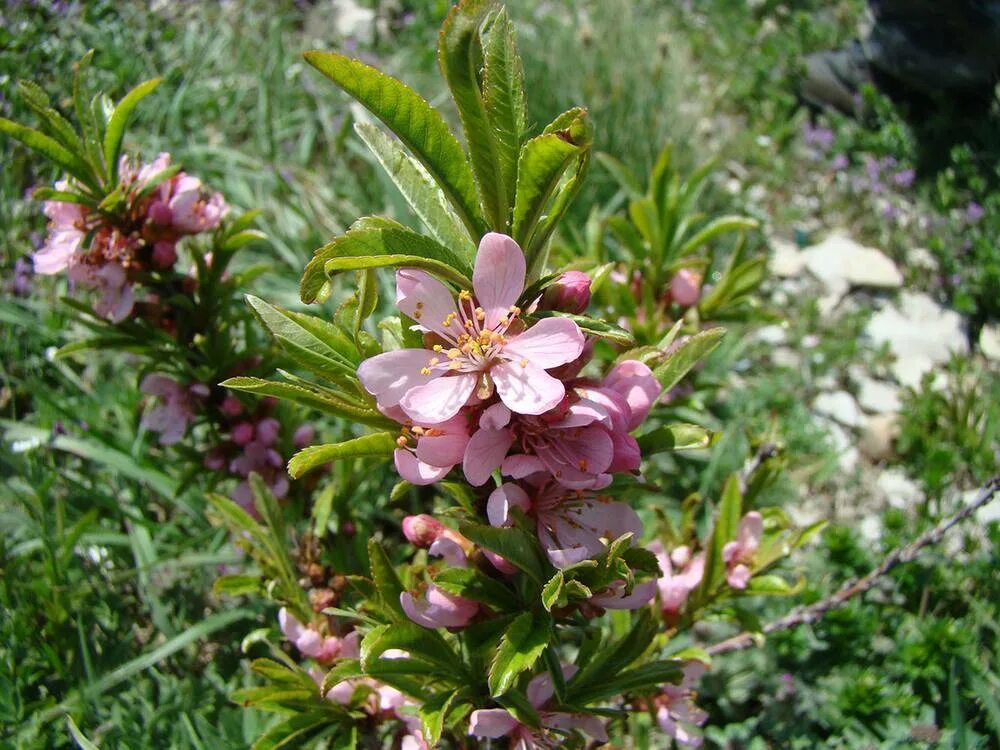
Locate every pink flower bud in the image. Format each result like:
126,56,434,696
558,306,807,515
220,396,244,417
151,241,177,269
402,514,445,548
147,200,173,226
204,450,225,471
540,271,591,314
293,424,315,448
231,421,255,446
670,269,702,307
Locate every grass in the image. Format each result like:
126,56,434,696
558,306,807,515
1,1,997,748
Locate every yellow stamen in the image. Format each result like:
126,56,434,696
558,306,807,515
458,290,473,301
520,358,529,368
420,367,431,375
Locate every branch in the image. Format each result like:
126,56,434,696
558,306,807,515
706,474,1000,656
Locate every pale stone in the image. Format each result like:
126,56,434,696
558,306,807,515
801,233,903,292
907,247,937,272
754,324,787,345
859,515,882,542
770,237,805,278
333,0,376,44
877,469,923,509
857,377,902,414
979,324,1000,361
771,347,800,369
813,416,859,472
865,292,968,387
859,413,900,461
814,391,865,427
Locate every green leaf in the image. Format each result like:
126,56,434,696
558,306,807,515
652,327,726,393
213,574,262,597
636,423,713,455
321,659,364,696
481,6,527,225
66,717,100,750
488,611,551,696
0,117,95,187
596,152,644,199
533,310,634,347
17,80,84,155
460,522,546,584
288,433,395,478
698,473,743,599
300,217,473,304
568,609,658,697
221,229,267,252
221,377,391,428
540,571,564,612
512,110,588,252
569,661,682,705
418,689,463,746
252,711,340,750
368,539,407,622
103,78,162,182
438,0,508,230
744,574,800,596
354,122,474,255
677,215,758,258
433,567,520,611
304,51,485,237
360,622,458,671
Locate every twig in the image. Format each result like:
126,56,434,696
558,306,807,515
706,474,1000,656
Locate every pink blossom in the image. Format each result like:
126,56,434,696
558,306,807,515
540,270,591,314
655,661,708,747
35,185,86,275
151,240,177,269
590,579,658,610
469,666,607,748
140,374,209,445
228,416,289,510
68,261,135,322
167,174,227,233
387,408,470,485
649,540,705,620
400,584,477,629
670,268,702,307
722,511,763,589
358,233,585,425
487,479,643,569
278,608,350,663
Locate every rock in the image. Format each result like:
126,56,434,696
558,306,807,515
865,292,968,388
771,347,800,369
753,324,787,345
334,0,376,44
980,324,1000,361
801,233,903,293
876,469,923,509
859,413,900,461
857,377,902,413
770,237,805,278
813,415,859,472
814,390,864,427
907,247,937,272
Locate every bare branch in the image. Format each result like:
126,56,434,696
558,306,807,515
706,474,1000,656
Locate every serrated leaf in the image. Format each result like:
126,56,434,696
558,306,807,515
459,522,546,584
488,611,551,696
569,661,682,705
360,622,458,671
288,433,395,478
0,117,95,187
652,327,725,393
104,78,162,182
541,570,564,611
533,311,634,346
221,377,391,428
438,0,508,230
354,122,474,254
568,610,658,700
367,539,407,622
304,50,484,237
321,659,364,696
433,567,520,611
300,216,473,304
17,79,84,155
251,711,341,750
636,423,713,455
419,689,463,746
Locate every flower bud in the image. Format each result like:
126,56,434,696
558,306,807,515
669,269,702,307
402,514,445,548
220,395,244,417
255,417,281,447
540,271,591,314
147,200,173,226
293,424,316,448
151,241,177,269
231,421,255,446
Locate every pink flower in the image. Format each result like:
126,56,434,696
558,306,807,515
649,541,705,620
469,666,607,748
400,584,477,629
722,511,763,589
151,240,177,269
35,184,86,275
590,579,658,610
68,261,135,322
278,608,351,663
387,409,470,485
670,268,702,307
540,270,591,314
140,374,209,445
358,233,585,424
167,174,227,234
655,661,708,747
487,479,643,569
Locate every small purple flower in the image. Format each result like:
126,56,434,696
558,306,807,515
965,202,985,224
830,154,849,171
881,203,900,221
801,122,834,153
893,169,915,189
12,257,33,296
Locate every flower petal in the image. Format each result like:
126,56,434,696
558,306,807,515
462,427,515,486
359,349,440,407
492,361,566,416
503,317,585,369
604,360,662,430
468,709,519,739
394,449,452,485
416,428,469,468
396,268,461,338
400,372,477,424
500,454,547,479
486,482,531,527
473,233,525,329
591,580,657,609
